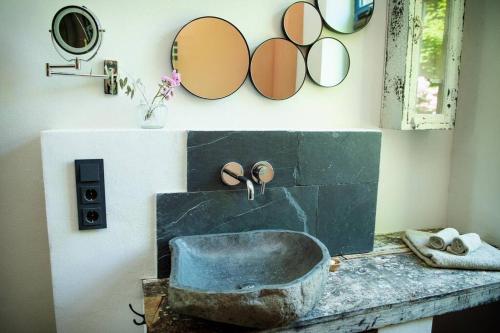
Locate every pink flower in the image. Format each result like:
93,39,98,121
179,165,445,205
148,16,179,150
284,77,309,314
161,70,181,88
170,70,181,86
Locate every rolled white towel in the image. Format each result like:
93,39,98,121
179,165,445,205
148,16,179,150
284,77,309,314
447,233,482,256
428,228,459,250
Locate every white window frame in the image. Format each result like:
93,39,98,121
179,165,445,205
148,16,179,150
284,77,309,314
381,0,465,130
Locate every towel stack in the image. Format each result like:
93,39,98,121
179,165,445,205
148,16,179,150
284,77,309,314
428,228,482,255
402,228,500,271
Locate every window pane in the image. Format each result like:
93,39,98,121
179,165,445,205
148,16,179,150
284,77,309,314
416,0,448,114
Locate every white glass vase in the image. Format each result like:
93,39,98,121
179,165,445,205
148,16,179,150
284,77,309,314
138,102,167,129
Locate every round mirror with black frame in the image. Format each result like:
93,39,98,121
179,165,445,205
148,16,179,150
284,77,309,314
316,0,375,34
307,37,350,87
51,5,102,56
250,38,306,100
282,1,323,46
171,16,250,100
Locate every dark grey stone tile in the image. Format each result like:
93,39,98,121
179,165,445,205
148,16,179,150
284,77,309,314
157,186,318,277
317,183,378,255
187,131,298,192
296,131,381,185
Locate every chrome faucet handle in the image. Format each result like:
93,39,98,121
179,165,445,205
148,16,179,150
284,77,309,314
221,162,255,201
251,161,274,195
221,162,244,186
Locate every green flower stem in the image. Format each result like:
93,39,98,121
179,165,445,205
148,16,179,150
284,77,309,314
145,85,172,120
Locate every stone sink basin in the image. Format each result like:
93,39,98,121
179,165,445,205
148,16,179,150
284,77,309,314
168,230,331,328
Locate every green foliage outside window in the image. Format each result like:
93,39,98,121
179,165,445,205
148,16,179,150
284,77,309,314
420,0,448,81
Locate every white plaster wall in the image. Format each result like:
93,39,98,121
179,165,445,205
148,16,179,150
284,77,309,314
41,130,186,333
447,0,500,246
0,0,453,331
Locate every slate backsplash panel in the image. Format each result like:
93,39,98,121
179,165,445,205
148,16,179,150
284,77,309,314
157,130,381,278
187,131,381,191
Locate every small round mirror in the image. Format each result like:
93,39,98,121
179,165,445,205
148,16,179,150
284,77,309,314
172,17,250,100
51,6,101,55
307,38,349,87
250,38,306,100
283,2,323,46
316,0,375,34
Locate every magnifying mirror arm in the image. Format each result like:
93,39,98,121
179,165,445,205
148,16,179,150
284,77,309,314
47,71,108,78
45,59,118,95
45,58,80,76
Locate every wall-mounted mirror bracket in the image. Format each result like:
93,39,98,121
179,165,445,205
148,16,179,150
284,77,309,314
45,59,118,95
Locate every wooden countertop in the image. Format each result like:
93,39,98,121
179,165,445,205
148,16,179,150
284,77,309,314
142,232,500,332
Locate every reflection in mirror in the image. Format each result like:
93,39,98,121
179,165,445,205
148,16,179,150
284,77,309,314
307,38,349,87
59,13,93,48
416,0,448,114
316,0,375,34
250,38,306,100
52,6,100,55
283,2,323,46
172,17,250,100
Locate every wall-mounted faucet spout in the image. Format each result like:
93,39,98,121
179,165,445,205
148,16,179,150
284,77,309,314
221,162,255,201
242,177,255,201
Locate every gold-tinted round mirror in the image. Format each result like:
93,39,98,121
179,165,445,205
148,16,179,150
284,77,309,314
250,38,306,100
172,17,250,100
316,0,375,34
307,37,349,87
283,2,323,46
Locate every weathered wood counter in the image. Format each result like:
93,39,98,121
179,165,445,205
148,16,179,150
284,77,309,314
142,232,500,332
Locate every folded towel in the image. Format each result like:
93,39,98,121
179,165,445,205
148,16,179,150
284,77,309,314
428,228,459,250
447,233,482,255
403,230,500,271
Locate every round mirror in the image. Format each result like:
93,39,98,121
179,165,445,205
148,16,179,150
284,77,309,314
172,17,250,100
282,2,323,46
250,38,306,100
316,0,375,34
307,38,349,87
51,6,101,55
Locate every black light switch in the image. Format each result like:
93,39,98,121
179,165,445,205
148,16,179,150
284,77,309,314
79,162,100,182
75,159,106,230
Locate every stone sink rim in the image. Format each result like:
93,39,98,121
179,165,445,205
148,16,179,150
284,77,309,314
168,229,331,294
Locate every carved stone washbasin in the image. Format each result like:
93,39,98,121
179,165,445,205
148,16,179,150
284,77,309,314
168,230,331,328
